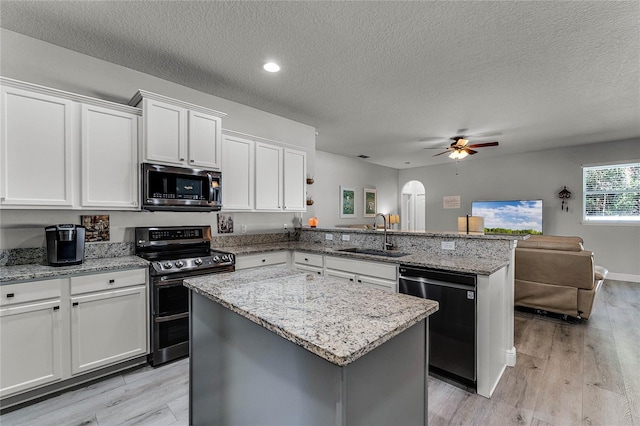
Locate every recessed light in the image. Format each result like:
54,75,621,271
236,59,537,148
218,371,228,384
263,62,280,73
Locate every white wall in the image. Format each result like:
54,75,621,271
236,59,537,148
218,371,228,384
312,151,399,228
0,29,316,248
399,138,640,277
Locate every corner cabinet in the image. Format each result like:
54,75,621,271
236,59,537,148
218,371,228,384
0,269,148,403
129,90,225,170
0,77,141,211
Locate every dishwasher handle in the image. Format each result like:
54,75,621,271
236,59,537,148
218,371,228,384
399,274,476,292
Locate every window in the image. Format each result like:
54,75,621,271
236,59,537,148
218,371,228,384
583,162,640,223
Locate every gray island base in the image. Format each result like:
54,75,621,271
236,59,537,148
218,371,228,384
185,267,439,426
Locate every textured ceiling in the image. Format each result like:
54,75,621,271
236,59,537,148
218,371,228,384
1,1,638,169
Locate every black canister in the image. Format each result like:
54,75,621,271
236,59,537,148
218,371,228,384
45,224,86,266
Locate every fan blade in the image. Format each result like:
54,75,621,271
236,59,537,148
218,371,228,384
464,148,478,155
466,141,499,148
419,137,447,142
467,131,502,138
424,147,449,149
432,151,450,157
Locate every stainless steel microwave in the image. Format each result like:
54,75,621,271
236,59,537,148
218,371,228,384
142,163,222,212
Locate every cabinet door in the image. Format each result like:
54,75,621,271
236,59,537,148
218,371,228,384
221,135,254,210
188,110,221,170
142,98,186,165
255,142,283,210
0,87,75,207
70,286,147,375
0,300,63,397
81,104,139,209
283,148,306,211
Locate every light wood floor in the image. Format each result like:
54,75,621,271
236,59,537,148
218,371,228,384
2,279,638,426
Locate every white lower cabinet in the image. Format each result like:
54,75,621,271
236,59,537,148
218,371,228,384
235,251,289,270
70,285,146,375
292,252,323,276
325,256,398,293
0,269,148,401
0,294,63,397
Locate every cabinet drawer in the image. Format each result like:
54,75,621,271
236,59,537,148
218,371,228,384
293,252,323,268
325,256,397,281
235,251,288,270
294,264,323,276
1,279,64,307
71,269,146,295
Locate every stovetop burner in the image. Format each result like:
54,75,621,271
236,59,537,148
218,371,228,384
135,226,235,276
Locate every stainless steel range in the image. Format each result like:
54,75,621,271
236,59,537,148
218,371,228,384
135,225,235,366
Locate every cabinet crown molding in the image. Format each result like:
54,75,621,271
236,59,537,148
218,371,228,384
0,77,141,115
129,89,227,118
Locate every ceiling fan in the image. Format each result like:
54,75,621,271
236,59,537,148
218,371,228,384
425,136,499,159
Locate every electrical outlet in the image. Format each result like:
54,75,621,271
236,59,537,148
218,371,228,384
441,241,455,250
283,224,288,231
241,225,247,234
325,234,334,241
342,235,350,241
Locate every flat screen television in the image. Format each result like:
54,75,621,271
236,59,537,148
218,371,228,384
471,199,543,235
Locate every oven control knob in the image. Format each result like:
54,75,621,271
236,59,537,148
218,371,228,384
213,256,221,263
222,255,229,261
163,262,173,269
194,258,203,266
175,261,185,268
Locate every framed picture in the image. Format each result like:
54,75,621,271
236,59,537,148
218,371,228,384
81,215,110,242
364,188,377,217
217,213,234,234
340,186,356,218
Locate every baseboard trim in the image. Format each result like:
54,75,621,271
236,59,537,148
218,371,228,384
607,272,640,283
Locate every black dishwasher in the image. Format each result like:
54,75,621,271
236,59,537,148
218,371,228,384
399,265,477,391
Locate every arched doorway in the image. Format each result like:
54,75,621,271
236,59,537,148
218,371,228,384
401,180,426,231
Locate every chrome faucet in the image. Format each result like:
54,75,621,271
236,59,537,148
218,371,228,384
375,213,393,251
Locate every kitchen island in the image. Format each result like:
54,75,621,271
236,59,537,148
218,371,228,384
184,266,439,426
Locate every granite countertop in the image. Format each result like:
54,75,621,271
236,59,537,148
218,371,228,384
184,266,438,367
0,256,149,284
302,226,531,240
222,242,508,275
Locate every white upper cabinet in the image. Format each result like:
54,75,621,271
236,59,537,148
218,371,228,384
188,110,222,169
222,130,307,212
1,85,75,207
255,142,283,210
81,104,139,209
221,134,255,210
130,90,225,170
141,98,187,165
0,77,142,210
283,148,307,211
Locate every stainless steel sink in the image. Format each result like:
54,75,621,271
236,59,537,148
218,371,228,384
337,247,409,258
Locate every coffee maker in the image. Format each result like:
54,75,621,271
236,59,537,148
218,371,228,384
45,224,86,266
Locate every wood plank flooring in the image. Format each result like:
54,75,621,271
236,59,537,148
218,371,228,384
1,279,637,426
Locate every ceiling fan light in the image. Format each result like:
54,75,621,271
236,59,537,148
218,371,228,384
449,151,459,159
458,150,469,159
459,138,469,147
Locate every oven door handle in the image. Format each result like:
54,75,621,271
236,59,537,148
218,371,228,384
153,278,187,287
155,312,189,323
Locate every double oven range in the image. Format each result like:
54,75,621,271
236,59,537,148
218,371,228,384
135,226,235,367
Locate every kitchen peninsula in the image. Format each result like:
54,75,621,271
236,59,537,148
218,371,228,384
184,266,439,426
211,227,525,398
